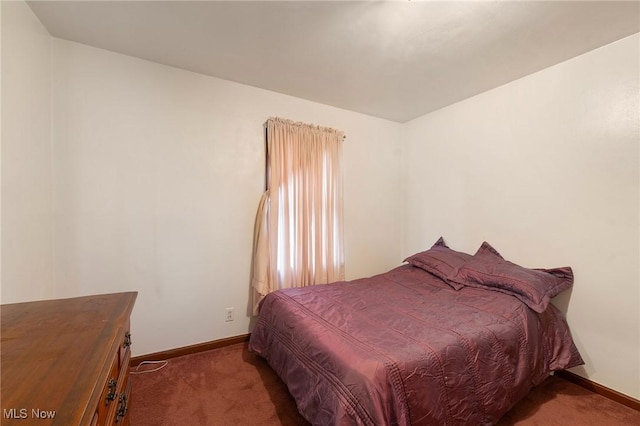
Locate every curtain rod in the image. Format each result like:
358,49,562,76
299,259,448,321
265,117,346,140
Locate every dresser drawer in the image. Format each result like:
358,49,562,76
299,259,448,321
119,319,132,370
97,355,120,425
113,378,131,425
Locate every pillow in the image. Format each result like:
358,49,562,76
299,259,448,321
448,241,573,312
404,237,472,290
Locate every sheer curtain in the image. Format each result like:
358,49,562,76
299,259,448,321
251,117,345,314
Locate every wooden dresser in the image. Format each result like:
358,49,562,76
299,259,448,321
1,292,137,426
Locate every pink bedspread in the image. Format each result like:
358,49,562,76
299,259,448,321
249,265,583,425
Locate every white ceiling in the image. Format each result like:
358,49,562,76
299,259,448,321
27,1,640,123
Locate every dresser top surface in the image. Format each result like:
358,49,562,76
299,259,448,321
1,292,137,425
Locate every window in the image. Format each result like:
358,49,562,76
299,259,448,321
251,117,345,313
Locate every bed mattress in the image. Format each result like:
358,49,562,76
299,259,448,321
249,265,583,426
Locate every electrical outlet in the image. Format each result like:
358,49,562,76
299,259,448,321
225,307,234,322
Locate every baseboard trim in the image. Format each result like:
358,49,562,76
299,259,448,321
131,338,639,412
555,370,640,411
130,334,250,367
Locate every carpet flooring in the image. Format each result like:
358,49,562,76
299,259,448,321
130,343,640,425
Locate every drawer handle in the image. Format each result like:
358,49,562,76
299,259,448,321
105,379,117,404
115,393,128,422
123,332,132,348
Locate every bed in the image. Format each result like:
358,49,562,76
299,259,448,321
249,239,584,425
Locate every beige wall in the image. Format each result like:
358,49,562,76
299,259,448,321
404,34,640,399
1,1,54,302
51,39,404,356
